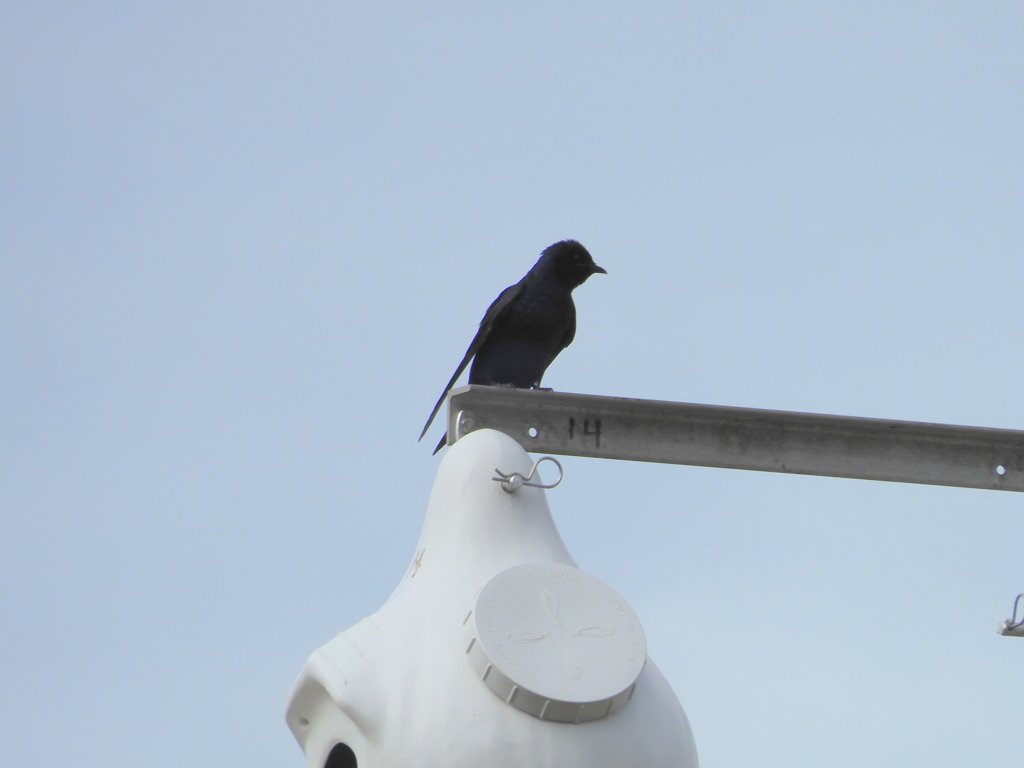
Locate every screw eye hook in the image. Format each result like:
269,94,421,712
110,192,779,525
1009,594,1024,630
492,456,564,494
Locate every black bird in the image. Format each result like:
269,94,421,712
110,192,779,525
419,240,606,453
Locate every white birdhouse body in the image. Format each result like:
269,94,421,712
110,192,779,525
286,429,698,767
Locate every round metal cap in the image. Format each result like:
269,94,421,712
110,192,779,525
464,563,647,723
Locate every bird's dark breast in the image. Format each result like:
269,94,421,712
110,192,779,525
469,292,574,388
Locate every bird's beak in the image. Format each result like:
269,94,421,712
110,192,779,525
592,264,607,275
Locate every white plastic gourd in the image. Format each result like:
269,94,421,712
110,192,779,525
286,428,698,767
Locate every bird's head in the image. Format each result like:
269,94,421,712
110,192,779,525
540,240,607,289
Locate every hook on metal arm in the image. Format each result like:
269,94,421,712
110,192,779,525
492,456,564,494
998,593,1024,637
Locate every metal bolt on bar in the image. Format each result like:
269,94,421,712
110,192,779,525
444,386,1024,492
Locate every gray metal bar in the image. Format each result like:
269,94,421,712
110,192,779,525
445,386,1024,492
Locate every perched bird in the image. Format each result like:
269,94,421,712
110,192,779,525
419,240,606,453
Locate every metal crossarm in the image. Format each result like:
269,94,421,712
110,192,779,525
444,386,1024,492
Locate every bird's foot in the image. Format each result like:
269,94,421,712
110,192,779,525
531,386,554,392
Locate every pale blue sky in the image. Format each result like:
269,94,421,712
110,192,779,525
2,3,1022,766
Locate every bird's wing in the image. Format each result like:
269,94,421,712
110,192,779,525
418,279,528,442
